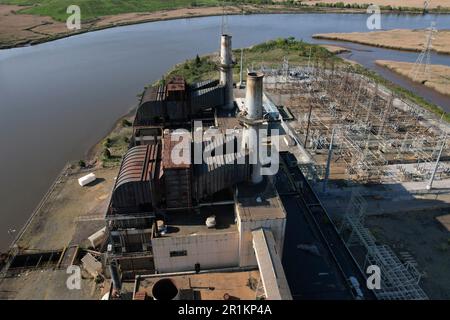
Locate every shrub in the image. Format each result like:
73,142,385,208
78,160,86,168
122,119,132,127
102,148,111,160
103,138,112,148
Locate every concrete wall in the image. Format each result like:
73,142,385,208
151,231,239,273
236,213,286,267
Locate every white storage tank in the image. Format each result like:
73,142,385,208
78,173,96,186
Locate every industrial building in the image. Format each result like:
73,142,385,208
99,30,444,300
103,34,294,300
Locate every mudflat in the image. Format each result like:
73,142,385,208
314,29,450,55
376,59,450,97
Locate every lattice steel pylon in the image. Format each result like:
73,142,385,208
411,22,437,81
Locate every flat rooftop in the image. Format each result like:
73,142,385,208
236,178,286,221
157,204,237,237
134,269,261,300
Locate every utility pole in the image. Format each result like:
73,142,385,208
238,8,244,88
426,138,446,190
307,46,312,71
304,103,313,148
323,128,335,193
239,46,244,87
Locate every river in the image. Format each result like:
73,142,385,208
0,13,449,251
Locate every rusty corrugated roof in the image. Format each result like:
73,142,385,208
114,144,160,190
140,85,165,105
162,133,191,169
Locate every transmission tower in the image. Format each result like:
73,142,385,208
411,22,437,81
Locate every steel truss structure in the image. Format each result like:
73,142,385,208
341,190,428,300
260,60,450,184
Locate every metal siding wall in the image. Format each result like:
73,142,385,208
193,147,250,201
190,86,224,113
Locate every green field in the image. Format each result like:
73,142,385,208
0,0,218,21
1,0,448,23
0,0,278,22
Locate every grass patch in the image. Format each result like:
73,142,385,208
0,0,221,21
98,119,133,168
2,0,448,25
165,37,337,84
0,0,280,22
165,54,219,84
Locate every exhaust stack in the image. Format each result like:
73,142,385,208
219,34,234,110
245,72,264,184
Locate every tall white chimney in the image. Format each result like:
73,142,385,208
220,34,234,110
245,72,264,184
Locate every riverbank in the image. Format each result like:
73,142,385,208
376,60,450,97
305,0,450,10
314,29,450,55
1,3,449,50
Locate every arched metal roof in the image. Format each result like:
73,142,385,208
115,144,160,190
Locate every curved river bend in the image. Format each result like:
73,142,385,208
1,13,450,250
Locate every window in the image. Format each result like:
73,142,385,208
170,250,187,257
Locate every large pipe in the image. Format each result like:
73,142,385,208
220,34,234,110
109,261,122,292
245,72,264,184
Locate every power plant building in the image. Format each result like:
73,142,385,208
104,33,292,300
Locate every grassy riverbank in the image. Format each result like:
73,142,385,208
2,0,449,22
376,60,450,98
2,0,449,49
0,0,222,21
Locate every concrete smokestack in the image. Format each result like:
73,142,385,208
219,34,234,110
245,72,264,185
245,72,264,120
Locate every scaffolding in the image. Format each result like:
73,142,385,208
340,190,428,300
